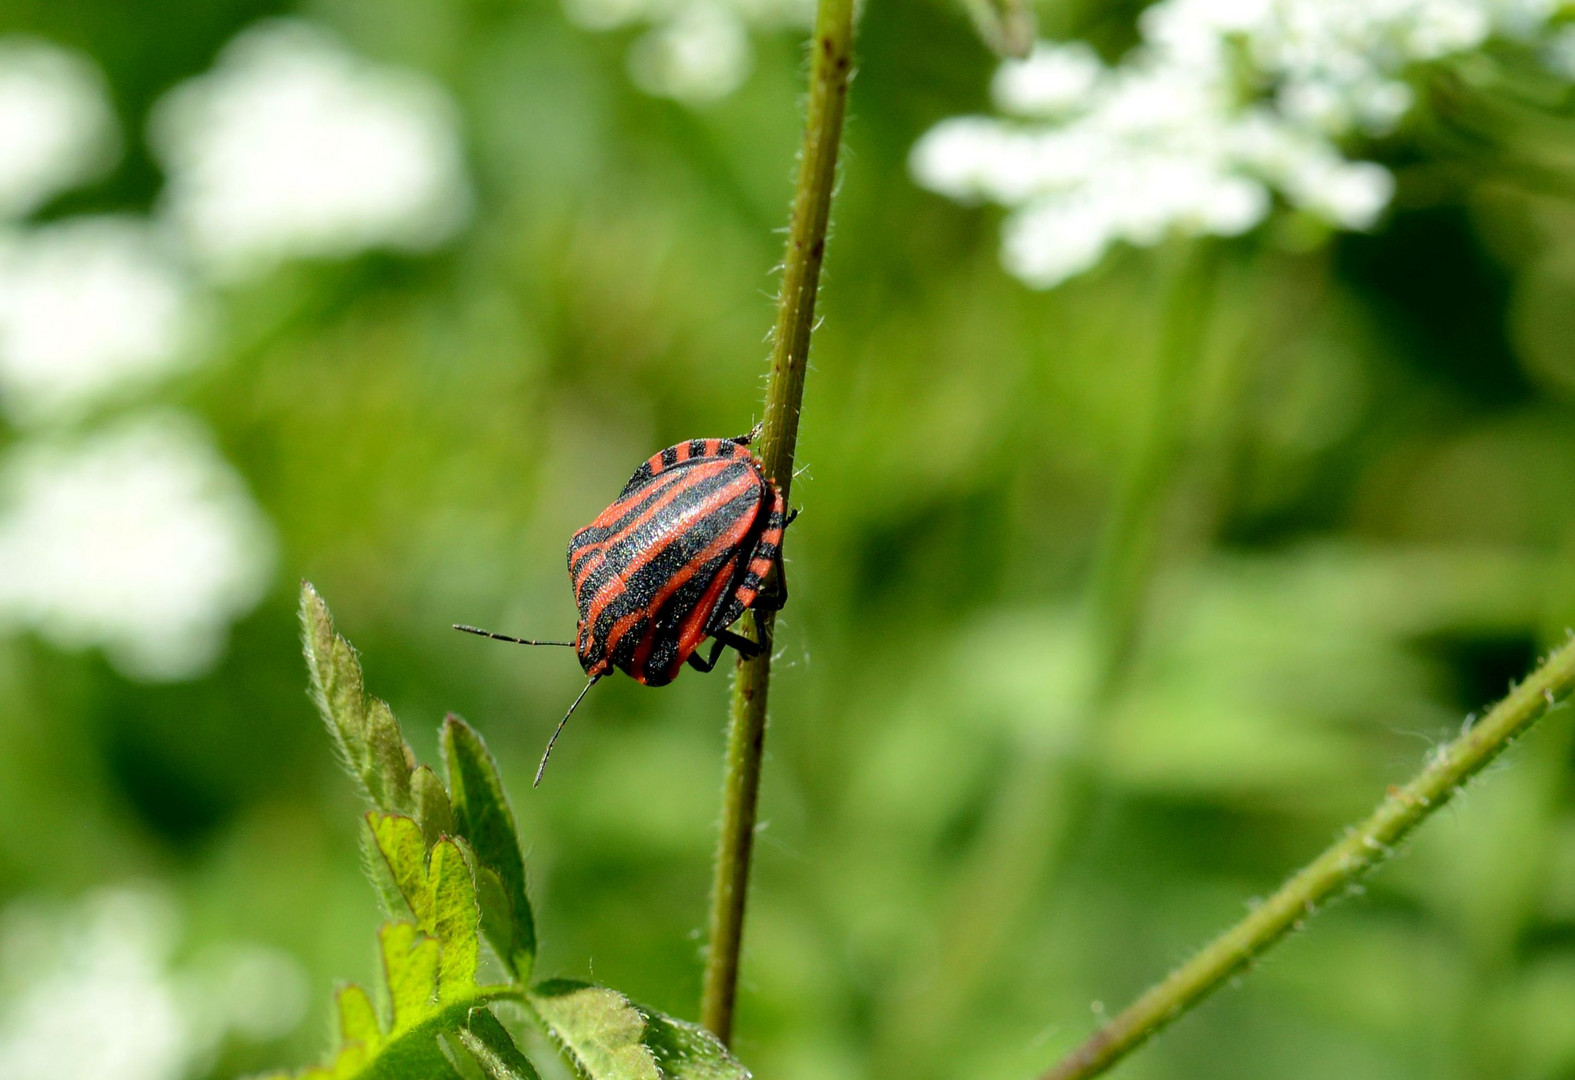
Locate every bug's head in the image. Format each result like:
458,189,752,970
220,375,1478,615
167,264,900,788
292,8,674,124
575,619,606,676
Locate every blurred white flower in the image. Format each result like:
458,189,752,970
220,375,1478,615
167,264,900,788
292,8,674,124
0,217,207,425
991,41,1103,116
0,886,307,1080
0,414,274,681
150,19,471,281
913,0,1574,288
628,3,753,102
565,0,812,102
0,888,184,1080
0,38,118,220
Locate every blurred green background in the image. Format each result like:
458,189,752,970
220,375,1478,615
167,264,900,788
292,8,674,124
5,2,1575,1079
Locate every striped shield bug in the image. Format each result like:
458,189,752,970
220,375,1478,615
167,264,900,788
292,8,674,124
457,429,793,784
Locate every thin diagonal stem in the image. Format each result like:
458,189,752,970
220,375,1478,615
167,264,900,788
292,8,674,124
700,0,855,1045
1042,635,1575,1080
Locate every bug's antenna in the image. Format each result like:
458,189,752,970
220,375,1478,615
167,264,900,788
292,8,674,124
454,624,575,647
535,675,599,786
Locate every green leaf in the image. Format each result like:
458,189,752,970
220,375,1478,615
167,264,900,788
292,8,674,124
431,840,480,999
443,714,536,978
459,1010,544,1080
337,985,382,1053
300,582,415,814
413,764,455,848
359,817,409,920
365,699,415,813
381,922,442,1034
283,588,749,1080
530,980,657,1080
470,859,515,977
368,813,434,928
267,841,518,1080
528,980,749,1080
639,1011,748,1080
366,817,483,998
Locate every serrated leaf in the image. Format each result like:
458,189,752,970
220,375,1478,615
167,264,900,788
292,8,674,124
528,981,750,1080
381,922,442,1034
637,1010,748,1080
367,817,481,997
336,984,382,1052
359,817,409,919
530,980,658,1080
444,715,536,978
269,912,516,1080
301,582,417,815
460,1009,545,1080
414,764,455,848
278,588,538,1080
431,840,480,999
292,589,750,1080
301,583,369,788
470,859,514,973
367,698,416,813
369,813,435,929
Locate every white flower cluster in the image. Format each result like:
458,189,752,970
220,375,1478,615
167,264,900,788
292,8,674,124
0,20,470,679
565,0,812,101
0,886,307,1080
0,38,117,220
0,416,274,680
151,20,472,281
0,218,208,425
913,0,1575,288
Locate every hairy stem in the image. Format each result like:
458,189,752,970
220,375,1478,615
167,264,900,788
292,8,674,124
1042,635,1575,1080
700,0,856,1046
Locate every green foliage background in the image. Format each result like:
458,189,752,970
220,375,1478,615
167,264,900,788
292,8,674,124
6,1,1575,1078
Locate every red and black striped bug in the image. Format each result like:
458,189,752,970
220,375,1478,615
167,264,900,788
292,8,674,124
456,430,793,784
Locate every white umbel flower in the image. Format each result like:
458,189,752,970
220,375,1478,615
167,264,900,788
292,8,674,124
913,0,1574,288
0,38,118,220
151,19,471,281
0,217,206,425
0,414,274,680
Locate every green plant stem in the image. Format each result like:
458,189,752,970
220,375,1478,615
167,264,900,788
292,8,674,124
1041,635,1575,1080
700,0,855,1046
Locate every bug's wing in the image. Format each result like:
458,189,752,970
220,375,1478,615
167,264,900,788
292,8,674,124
640,551,742,685
585,456,762,680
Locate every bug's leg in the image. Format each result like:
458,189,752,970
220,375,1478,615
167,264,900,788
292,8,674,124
747,500,795,613
753,548,789,613
715,628,763,660
732,421,764,446
687,637,727,673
